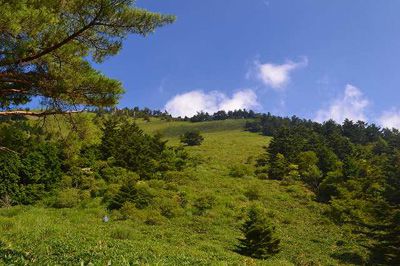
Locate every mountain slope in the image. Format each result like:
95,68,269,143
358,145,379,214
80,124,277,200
0,119,367,265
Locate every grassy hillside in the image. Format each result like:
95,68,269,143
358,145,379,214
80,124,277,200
0,118,366,265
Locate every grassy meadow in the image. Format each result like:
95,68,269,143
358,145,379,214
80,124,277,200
0,118,367,265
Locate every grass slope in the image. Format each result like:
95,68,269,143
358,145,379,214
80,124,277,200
0,119,366,265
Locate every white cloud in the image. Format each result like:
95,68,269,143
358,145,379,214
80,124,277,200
379,109,400,129
254,57,308,90
164,89,260,117
315,84,369,123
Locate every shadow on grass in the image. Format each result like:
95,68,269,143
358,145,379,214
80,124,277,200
331,251,366,265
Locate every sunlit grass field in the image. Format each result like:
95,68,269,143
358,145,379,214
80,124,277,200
0,118,366,265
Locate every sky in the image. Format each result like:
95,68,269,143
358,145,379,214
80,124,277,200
94,0,400,128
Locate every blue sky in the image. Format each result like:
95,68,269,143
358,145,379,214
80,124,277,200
94,0,400,127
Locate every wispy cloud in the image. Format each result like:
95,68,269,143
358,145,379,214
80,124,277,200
315,84,369,123
379,109,400,129
252,57,308,90
164,89,260,117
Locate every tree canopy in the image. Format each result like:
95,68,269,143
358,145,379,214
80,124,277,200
0,0,175,116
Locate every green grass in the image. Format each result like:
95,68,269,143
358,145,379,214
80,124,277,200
136,118,250,138
0,118,367,265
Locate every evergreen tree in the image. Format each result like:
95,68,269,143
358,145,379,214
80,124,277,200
180,131,204,146
237,205,281,259
268,153,288,180
0,1,175,117
108,176,153,210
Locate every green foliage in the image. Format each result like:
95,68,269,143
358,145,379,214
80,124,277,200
108,178,154,210
51,188,82,208
268,153,288,180
158,198,183,218
237,205,281,259
0,152,22,202
282,163,300,185
0,118,373,265
244,185,262,201
0,0,174,114
296,151,323,192
100,117,187,179
193,194,216,215
144,210,166,225
0,122,62,204
180,131,204,146
110,228,133,240
229,164,252,178
253,114,400,264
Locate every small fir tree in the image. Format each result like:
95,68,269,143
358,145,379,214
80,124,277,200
180,131,204,146
237,205,281,259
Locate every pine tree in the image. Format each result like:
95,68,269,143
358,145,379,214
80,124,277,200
180,131,204,146
0,1,175,117
237,205,280,259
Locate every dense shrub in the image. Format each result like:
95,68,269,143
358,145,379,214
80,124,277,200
229,164,252,178
108,178,154,210
100,117,188,179
145,210,166,225
158,198,183,218
0,142,62,204
51,188,82,208
193,194,216,215
180,131,204,146
119,202,146,220
0,152,22,202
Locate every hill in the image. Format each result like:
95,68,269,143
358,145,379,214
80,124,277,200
0,117,368,265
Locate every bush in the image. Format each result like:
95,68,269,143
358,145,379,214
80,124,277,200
0,142,62,205
229,164,252,178
52,188,81,208
145,210,166,225
244,185,262,201
108,179,154,210
237,205,281,259
99,166,137,184
180,131,204,146
158,198,183,218
193,194,216,215
119,202,147,221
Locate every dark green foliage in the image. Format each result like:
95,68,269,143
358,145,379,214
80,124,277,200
0,153,22,203
0,122,62,204
0,114,188,205
180,131,204,146
100,117,187,178
108,177,154,210
369,210,400,265
237,205,280,259
189,109,256,122
0,1,174,115
252,114,400,264
268,153,288,180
